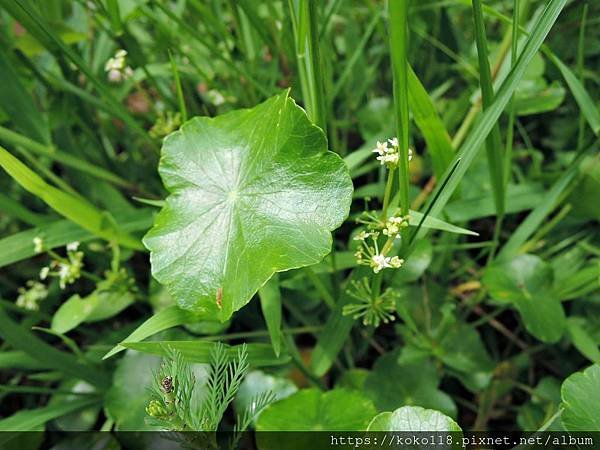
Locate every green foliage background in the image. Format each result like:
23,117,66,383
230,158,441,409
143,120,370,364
0,0,599,437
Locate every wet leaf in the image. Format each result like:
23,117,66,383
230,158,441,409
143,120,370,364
144,91,353,321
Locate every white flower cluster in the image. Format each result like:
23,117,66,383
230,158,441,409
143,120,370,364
372,138,413,169
353,229,404,274
105,49,134,83
33,236,44,254
383,215,410,239
16,281,48,311
36,240,84,289
370,253,404,274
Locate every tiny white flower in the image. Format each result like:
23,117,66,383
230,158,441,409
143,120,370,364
66,241,80,252
371,254,392,273
353,230,370,241
388,137,399,147
105,50,132,83
372,141,388,156
408,147,414,161
39,267,50,280
58,263,70,286
33,236,44,254
389,256,404,268
107,69,122,83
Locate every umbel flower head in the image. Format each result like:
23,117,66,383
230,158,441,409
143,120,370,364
37,241,84,289
370,253,404,274
372,138,413,170
353,210,410,274
353,228,404,274
343,277,398,327
105,49,134,83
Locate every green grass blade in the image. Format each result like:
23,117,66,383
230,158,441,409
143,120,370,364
2,0,151,143
0,210,153,269
0,351,48,370
0,126,133,189
407,64,454,179
421,0,568,223
0,306,110,389
451,0,600,137
409,208,478,236
0,146,143,250
102,305,204,359
168,50,188,123
331,10,382,102
121,341,290,367
547,54,600,137
388,0,410,217
0,46,49,144
106,0,123,35
0,396,100,431
472,0,505,217
576,4,588,147
497,147,592,260
258,275,282,357
0,192,53,226
289,0,327,130
504,0,520,191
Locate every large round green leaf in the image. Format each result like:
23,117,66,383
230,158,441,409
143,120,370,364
367,406,462,432
144,91,353,320
561,364,600,431
256,388,376,431
483,254,565,343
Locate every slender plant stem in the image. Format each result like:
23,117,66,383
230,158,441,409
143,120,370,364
504,0,520,189
576,3,588,150
388,0,411,220
289,0,327,131
168,50,188,123
304,267,335,309
472,0,505,221
381,168,396,220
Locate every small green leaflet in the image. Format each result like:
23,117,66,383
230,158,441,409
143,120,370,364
483,254,565,343
256,388,376,431
561,364,600,431
144,91,353,321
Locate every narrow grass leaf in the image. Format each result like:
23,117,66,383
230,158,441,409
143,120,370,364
453,0,600,137
0,397,100,431
0,126,133,188
0,210,153,269
407,64,454,179
472,0,505,217
103,305,204,359
0,146,142,250
0,46,49,144
1,0,150,142
498,147,591,260
0,306,110,389
548,54,600,136
258,275,282,357
388,0,410,217
168,50,187,123
121,341,290,367
310,266,370,377
422,0,568,223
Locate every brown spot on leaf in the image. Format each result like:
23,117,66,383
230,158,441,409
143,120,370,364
216,287,223,310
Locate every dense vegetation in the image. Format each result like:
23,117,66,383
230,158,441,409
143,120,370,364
0,0,599,444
